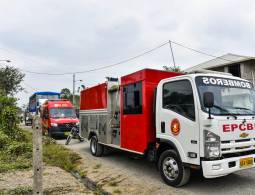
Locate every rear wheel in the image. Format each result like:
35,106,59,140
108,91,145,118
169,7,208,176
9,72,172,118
90,136,104,157
158,150,190,187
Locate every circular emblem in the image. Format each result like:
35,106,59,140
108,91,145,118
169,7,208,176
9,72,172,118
171,118,180,136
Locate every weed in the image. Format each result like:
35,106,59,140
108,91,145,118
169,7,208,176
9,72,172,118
113,189,121,194
4,186,33,195
93,164,102,169
93,185,104,195
43,137,81,172
109,181,118,187
0,130,32,173
79,170,88,178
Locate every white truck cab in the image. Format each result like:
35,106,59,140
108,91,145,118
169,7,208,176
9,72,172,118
156,72,255,186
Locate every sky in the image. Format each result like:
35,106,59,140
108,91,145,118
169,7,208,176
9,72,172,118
0,0,255,107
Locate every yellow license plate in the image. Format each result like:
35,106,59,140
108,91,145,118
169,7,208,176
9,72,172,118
240,157,253,168
64,132,70,136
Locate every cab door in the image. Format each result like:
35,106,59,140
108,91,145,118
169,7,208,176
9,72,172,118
157,78,200,165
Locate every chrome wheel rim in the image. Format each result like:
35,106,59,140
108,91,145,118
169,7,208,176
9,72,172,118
162,157,179,181
91,138,96,154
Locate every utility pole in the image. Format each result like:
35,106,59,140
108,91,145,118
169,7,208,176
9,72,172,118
73,73,75,105
33,116,43,195
169,40,176,69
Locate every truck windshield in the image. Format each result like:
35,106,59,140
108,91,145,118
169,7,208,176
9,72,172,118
196,76,255,116
50,108,76,118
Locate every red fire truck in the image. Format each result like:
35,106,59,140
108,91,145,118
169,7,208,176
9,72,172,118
80,68,255,186
41,99,79,137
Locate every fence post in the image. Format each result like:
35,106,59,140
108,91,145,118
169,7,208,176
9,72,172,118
33,115,43,195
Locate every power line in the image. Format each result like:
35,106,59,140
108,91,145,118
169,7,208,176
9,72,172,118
0,39,236,76
17,41,169,75
170,40,236,63
23,82,37,92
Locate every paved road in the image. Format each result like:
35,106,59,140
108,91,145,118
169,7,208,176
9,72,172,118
57,138,255,195
24,125,255,194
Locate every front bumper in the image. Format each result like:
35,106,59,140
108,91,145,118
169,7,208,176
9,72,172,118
49,126,70,136
202,154,255,178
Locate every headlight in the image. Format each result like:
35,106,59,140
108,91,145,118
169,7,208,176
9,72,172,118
204,130,220,159
51,123,58,127
76,122,80,126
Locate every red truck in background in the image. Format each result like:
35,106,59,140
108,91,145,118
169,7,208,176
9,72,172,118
40,99,79,137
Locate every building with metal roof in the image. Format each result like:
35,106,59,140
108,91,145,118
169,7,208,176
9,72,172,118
185,53,255,83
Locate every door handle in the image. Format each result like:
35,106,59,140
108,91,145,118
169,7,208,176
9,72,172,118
161,121,165,133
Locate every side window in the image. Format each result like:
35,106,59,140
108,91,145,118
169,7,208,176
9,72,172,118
123,81,142,114
163,80,195,121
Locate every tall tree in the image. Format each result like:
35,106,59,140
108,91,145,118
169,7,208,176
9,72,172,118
0,66,25,96
60,88,72,100
163,65,183,73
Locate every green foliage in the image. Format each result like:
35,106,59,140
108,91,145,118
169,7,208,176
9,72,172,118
0,66,25,96
4,186,33,195
0,93,24,140
6,141,32,156
60,87,80,108
0,129,32,173
163,65,183,73
60,88,72,100
0,131,10,149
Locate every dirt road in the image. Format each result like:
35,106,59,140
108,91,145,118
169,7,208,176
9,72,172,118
24,125,255,194
58,138,255,195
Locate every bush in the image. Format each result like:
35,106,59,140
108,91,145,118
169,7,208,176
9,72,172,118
6,141,32,156
0,131,10,149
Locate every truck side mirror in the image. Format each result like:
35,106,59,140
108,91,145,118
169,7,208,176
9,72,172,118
203,92,214,119
203,92,214,108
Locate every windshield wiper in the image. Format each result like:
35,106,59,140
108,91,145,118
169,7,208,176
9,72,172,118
212,105,237,119
230,107,255,115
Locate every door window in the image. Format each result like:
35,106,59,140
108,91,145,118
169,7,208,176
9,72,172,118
123,81,142,114
163,80,195,121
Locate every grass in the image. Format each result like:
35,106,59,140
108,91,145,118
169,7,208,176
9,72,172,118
4,186,33,195
0,128,82,174
93,164,102,169
109,181,118,187
0,130,32,173
43,136,81,172
78,170,88,178
113,189,121,194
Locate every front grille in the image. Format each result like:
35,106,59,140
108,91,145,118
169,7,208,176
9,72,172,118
58,123,75,131
221,138,255,155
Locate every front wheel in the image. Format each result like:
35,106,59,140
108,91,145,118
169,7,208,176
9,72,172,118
65,135,72,145
90,136,104,157
158,150,190,187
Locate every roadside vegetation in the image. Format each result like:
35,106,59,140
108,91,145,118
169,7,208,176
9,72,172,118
0,66,30,173
0,66,87,194
43,137,81,172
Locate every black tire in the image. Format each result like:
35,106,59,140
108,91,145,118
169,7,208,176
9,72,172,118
48,128,53,138
78,136,84,142
65,135,72,145
90,136,104,157
158,150,190,187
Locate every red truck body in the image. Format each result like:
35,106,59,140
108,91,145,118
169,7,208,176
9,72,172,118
120,69,182,152
80,69,182,153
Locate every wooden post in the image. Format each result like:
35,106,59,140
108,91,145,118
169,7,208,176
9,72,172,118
33,115,43,195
